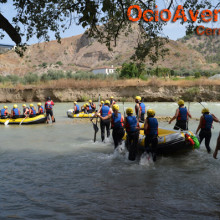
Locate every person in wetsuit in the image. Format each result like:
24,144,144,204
196,108,219,153
169,99,192,130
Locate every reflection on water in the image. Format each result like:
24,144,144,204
0,102,219,219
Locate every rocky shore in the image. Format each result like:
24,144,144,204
0,85,220,103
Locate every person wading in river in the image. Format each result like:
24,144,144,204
196,108,219,153
124,107,140,161
135,96,146,122
45,97,55,123
169,99,192,130
213,134,220,159
97,104,124,148
143,109,158,162
96,100,112,142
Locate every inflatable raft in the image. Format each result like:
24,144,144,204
0,114,47,125
67,109,98,118
125,127,199,154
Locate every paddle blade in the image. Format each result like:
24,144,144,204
93,123,99,133
4,119,10,125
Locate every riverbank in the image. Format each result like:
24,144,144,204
1,78,220,102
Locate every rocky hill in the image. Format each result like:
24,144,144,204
0,25,218,76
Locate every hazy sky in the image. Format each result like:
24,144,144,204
0,1,219,45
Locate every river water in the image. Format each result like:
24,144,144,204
0,102,219,219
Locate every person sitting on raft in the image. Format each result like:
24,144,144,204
11,104,20,119
1,106,10,119
96,100,112,142
29,104,37,117
81,104,88,113
143,109,158,162
37,103,44,115
73,101,80,114
97,104,124,148
22,104,30,116
135,96,146,122
89,100,96,112
196,108,219,153
124,107,140,161
169,99,192,130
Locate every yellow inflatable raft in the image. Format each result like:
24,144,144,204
0,114,47,125
67,109,98,118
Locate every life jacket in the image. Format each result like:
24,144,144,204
45,101,53,110
101,105,111,117
75,104,79,111
38,106,44,114
88,105,92,111
13,108,20,116
30,107,36,115
23,107,29,114
146,117,158,135
177,107,187,121
1,109,6,116
91,103,96,110
111,113,123,129
140,103,146,114
126,115,138,132
201,114,213,130
110,99,115,105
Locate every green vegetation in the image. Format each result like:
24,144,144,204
56,61,63,66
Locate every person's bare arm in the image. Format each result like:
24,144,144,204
212,114,219,123
169,109,179,124
98,113,112,120
187,110,192,119
143,119,149,135
213,133,220,159
196,116,203,134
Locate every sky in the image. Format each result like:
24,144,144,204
0,1,219,45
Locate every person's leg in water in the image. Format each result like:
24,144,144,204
128,132,139,161
151,135,158,162
106,119,111,139
213,132,220,159
204,131,212,153
100,120,105,142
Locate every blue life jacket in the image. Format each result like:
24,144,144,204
76,104,79,111
112,113,123,128
147,117,158,135
126,116,138,132
202,114,213,130
101,105,110,117
88,105,92,110
140,103,146,114
31,107,36,115
13,108,19,116
177,107,187,121
1,109,6,116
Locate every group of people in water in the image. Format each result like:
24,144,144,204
1,97,55,123
74,96,220,161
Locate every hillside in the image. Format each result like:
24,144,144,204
0,25,218,76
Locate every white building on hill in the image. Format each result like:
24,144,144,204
92,66,116,75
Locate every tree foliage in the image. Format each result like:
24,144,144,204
0,0,219,62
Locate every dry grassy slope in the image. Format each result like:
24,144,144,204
0,26,211,76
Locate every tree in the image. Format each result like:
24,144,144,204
120,62,139,78
0,0,219,61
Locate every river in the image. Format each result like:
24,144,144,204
0,102,219,219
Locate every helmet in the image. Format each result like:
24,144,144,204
86,103,89,106
126,107,134,114
105,100,110,105
112,104,119,111
178,99,184,106
89,100,92,103
83,104,87,107
47,96,51,101
202,108,209,114
110,96,114,99
13,104,18,108
74,101,77,104
4,106,8,109
101,101,104,104
30,103,34,107
147,109,155,116
135,96,141,101
37,102,41,106
22,104,26,107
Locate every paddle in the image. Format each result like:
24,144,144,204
94,94,100,142
123,101,125,117
19,115,28,125
4,118,10,125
